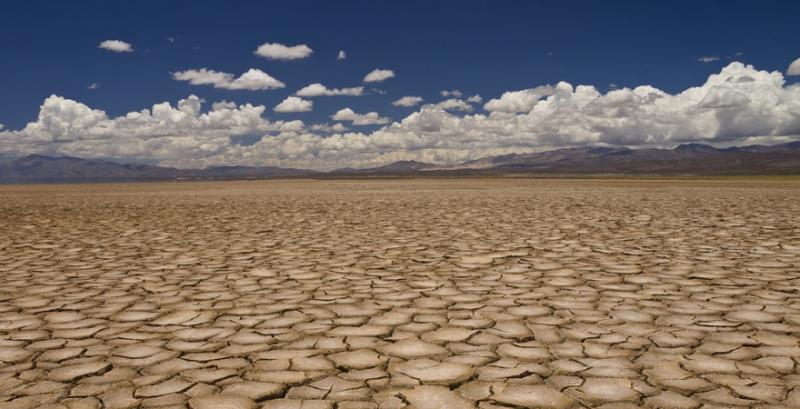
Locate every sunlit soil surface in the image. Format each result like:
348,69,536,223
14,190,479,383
1,179,799,409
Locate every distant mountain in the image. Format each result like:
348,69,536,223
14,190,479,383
334,160,438,174
0,154,315,183
432,142,800,175
2,142,800,183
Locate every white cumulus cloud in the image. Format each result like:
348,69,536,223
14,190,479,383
254,42,313,60
331,108,390,125
311,123,349,133
295,83,364,97
788,57,800,76
173,68,285,90
466,95,482,103
393,96,424,107
212,101,237,110
483,85,556,113
429,99,473,112
0,95,305,167
363,69,395,83
98,40,133,53
274,96,313,113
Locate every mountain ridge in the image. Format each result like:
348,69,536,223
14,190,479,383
0,154,316,183
2,142,800,183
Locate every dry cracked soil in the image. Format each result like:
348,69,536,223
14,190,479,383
0,179,799,409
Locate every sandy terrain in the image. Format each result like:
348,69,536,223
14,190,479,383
1,179,799,409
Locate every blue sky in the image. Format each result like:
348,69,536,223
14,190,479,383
1,1,799,169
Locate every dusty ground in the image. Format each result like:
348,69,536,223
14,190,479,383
1,179,799,409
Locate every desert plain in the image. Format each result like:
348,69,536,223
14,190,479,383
1,178,799,409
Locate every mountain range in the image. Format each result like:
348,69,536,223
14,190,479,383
2,142,800,183
0,155,316,183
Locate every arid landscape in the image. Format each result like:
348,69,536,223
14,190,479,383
1,179,799,408
3,1,800,408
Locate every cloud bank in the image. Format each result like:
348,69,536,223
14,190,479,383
2,62,799,170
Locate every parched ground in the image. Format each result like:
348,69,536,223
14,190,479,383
1,179,799,409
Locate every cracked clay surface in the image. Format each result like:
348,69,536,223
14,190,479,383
1,179,799,408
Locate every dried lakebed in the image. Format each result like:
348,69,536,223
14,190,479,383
1,179,799,409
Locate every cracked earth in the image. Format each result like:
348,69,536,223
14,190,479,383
1,179,799,409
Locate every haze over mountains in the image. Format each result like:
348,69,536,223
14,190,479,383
2,142,799,183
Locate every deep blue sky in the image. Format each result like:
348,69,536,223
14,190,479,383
1,0,799,130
